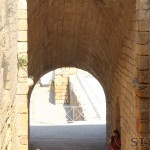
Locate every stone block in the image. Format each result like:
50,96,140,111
136,55,149,70
18,20,27,31
138,20,149,31
134,84,150,98
138,97,149,109
18,77,27,83
18,68,28,78
139,109,149,120
16,95,28,103
18,31,27,42
55,90,62,93
18,10,27,19
136,44,149,56
136,9,149,20
17,103,28,114
139,121,149,132
20,136,28,145
16,145,28,150
55,86,62,90
55,82,62,85
17,83,28,94
62,82,68,86
17,126,28,136
137,70,149,83
16,114,28,126
138,32,149,45
61,85,68,89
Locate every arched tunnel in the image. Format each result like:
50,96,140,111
25,0,149,149
28,0,132,88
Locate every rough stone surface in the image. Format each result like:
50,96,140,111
54,68,77,104
0,0,18,149
0,0,149,150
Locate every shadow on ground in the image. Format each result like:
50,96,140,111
30,123,107,150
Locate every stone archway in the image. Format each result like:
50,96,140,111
15,0,150,150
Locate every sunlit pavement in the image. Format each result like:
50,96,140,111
30,85,68,124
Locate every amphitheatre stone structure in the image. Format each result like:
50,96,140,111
0,0,150,149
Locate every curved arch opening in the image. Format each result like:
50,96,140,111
29,67,107,150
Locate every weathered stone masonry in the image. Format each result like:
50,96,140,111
16,0,28,150
27,0,150,149
0,0,18,149
108,1,150,149
0,0,28,150
0,0,150,150
54,68,77,104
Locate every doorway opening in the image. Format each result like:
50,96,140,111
29,67,107,150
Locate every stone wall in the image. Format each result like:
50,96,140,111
54,68,77,104
108,1,150,149
27,0,150,149
0,0,149,150
0,0,28,150
16,0,28,150
0,0,18,149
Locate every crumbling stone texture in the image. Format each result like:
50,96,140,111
0,0,18,149
16,0,28,150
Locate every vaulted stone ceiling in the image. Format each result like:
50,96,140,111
28,0,134,92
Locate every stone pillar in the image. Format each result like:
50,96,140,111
54,68,77,104
135,0,150,143
16,0,28,150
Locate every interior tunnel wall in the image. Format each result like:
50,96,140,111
109,1,150,149
27,0,133,91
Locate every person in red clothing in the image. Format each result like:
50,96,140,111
109,130,120,150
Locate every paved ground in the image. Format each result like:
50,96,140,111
30,123,107,150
